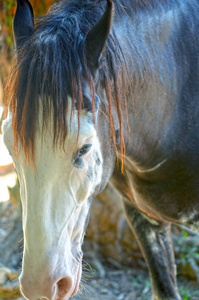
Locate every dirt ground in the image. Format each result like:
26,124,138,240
71,265,199,300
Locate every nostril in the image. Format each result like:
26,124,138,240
56,276,73,298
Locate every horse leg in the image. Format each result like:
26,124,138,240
123,199,181,300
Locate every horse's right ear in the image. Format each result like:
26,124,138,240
13,0,34,52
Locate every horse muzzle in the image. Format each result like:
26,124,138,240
19,256,82,300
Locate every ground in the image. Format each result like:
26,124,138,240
72,263,199,300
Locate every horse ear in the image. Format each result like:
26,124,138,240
13,0,34,52
86,0,113,69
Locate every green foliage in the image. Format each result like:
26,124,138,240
174,228,199,281
180,285,199,300
177,230,199,263
131,274,151,300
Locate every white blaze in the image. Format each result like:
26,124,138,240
2,105,103,299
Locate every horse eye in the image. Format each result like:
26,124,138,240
78,144,92,157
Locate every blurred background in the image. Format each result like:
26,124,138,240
0,1,199,299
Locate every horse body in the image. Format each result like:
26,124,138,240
2,0,199,299
111,0,199,227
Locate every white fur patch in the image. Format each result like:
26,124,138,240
2,102,103,298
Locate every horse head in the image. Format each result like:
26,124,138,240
3,0,114,299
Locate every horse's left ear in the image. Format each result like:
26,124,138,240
13,0,34,52
85,0,113,69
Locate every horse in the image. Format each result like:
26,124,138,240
2,0,199,299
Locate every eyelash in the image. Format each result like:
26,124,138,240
76,144,92,158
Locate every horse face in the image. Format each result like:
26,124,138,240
2,106,103,300
5,0,113,298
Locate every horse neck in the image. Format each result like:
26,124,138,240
109,2,178,164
